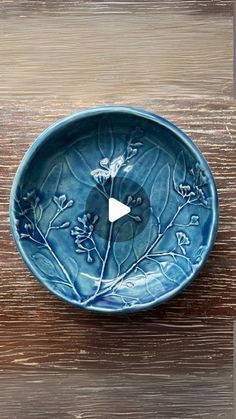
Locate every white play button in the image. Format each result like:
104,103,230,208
108,197,131,223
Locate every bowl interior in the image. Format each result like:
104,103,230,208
11,108,218,313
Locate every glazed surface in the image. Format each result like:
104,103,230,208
11,108,218,312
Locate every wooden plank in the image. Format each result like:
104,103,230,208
0,1,233,100
0,319,233,418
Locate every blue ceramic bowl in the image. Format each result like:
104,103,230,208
10,106,218,313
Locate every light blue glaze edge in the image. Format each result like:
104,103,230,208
9,106,219,313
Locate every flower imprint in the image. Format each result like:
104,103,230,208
91,134,143,186
71,213,101,263
176,231,190,255
15,191,77,292
91,155,125,185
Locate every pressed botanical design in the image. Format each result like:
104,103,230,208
14,118,212,310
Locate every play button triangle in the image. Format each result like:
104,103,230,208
108,198,131,223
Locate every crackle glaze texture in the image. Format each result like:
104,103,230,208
10,107,218,313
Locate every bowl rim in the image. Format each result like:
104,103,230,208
9,105,219,314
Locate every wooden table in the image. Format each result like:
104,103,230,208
0,1,235,418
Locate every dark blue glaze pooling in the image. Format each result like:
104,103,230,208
9,106,219,313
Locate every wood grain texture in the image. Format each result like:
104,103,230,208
0,1,235,418
0,319,233,418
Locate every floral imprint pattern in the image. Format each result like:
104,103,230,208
10,107,218,313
